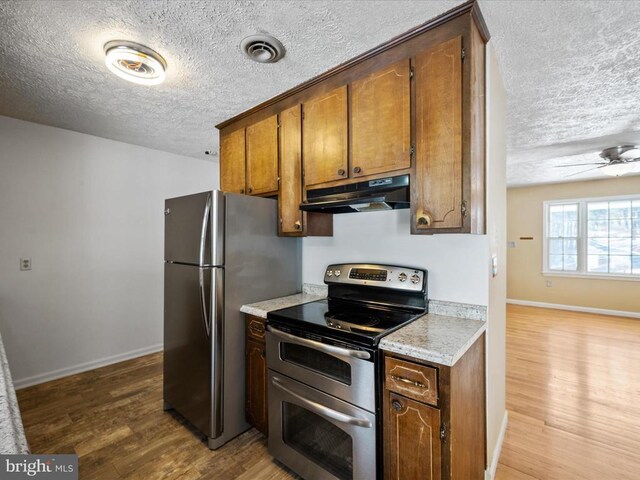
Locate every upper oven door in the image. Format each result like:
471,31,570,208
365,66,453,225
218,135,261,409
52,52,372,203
266,327,375,412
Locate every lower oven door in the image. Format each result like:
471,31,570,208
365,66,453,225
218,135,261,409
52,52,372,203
268,372,376,480
266,327,375,412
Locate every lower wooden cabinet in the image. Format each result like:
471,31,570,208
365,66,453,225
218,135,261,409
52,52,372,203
245,316,268,436
384,334,486,480
386,392,441,480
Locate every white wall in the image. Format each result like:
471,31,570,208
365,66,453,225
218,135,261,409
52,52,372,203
485,42,508,479
303,210,489,305
0,116,217,387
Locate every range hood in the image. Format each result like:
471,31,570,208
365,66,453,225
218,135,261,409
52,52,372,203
300,175,409,214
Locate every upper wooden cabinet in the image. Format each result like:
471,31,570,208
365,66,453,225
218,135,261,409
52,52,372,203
412,28,486,234
220,128,245,194
246,114,279,196
216,2,488,236
302,86,348,187
351,59,411,178
279,105,304,235
414,36,463,231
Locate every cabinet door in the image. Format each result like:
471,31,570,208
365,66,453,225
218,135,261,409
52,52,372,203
279,104,304,235
385,392,441,480
351,60,411,178
414,36,463,230
246,338,268,436
302,85,348,186
220,128,246,194
246,114,279,195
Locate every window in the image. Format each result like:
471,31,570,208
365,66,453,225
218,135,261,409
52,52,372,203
544,195,640,278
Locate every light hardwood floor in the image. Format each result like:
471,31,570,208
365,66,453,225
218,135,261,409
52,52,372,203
16,305,640,479
495,305,640,480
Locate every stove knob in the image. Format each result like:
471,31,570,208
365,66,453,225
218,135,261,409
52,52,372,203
398,272,407,282
411,274,421,284
327,270,333,277
334,269,341,277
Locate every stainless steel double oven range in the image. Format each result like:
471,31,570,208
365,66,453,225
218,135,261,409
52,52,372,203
266,263,428,480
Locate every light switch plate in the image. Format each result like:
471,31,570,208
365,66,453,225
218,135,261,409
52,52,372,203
20,257,31,271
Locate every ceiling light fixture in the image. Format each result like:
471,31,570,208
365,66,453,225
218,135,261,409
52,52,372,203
104,40,167,85
240,34,285,63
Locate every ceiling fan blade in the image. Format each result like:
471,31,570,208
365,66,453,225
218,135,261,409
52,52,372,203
619,148,640,160
555,162,608,168
564,166,603,178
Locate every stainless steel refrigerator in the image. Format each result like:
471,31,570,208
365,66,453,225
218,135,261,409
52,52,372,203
163,190,300,449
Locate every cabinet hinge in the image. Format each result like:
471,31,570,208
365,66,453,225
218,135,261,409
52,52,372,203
410,145,415,161
301,111,305,120
461,48,466,61
440,425,446,443
409,66,414,79
461,200,468,218
277,122,281,128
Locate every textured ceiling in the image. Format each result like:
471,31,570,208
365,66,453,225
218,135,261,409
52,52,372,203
1,1,640,186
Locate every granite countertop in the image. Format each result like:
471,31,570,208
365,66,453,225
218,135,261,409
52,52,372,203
241,285,486,367
0,330,29,454
379,312,486,366
240,283,327,319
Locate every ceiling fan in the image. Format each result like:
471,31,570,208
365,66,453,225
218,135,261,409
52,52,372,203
556,145,640,177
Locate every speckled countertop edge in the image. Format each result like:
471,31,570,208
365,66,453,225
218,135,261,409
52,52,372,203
240,284,327,319
379,314,486,367
0,329,29,454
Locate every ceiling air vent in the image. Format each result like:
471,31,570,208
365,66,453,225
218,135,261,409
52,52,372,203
240,34,285,63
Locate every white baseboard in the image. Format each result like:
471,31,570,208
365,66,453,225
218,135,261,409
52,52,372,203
507,299,640,319
485,411,508,480
14,343,163,390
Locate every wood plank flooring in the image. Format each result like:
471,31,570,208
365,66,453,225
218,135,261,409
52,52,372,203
15,305,640,479
16,353,297,480
495,305,640,480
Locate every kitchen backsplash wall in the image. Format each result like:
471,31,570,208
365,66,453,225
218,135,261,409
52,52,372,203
302,209,490,306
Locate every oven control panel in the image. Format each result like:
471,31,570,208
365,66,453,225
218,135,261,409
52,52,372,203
324,263,426,292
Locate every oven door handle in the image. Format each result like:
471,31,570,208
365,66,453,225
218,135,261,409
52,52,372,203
267,326,371,360
271,376,372,428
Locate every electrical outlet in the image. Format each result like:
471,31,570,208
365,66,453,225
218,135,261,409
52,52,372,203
546,280,552,287
20,257,32,271
507,241,516,249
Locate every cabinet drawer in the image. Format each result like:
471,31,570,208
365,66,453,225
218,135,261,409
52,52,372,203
246,316,266,342
385,357,438,406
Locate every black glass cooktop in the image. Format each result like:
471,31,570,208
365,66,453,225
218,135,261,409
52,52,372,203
267,299,423,347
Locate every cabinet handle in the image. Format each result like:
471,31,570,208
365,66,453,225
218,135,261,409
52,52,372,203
294,220,302,230
248,187,253,194
353,166,362,174
392,399,403,412
416,210,433,228
461,200,468,218
391,375,427,389
240,188,244,194
337,169,346,176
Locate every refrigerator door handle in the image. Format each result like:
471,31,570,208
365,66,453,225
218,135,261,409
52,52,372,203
210,267,224,438
199,268,211,337
198,193,212,337
199,193,212,265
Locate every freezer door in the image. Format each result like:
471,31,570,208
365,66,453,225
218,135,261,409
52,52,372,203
164,263,223,438
164,190,224,266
